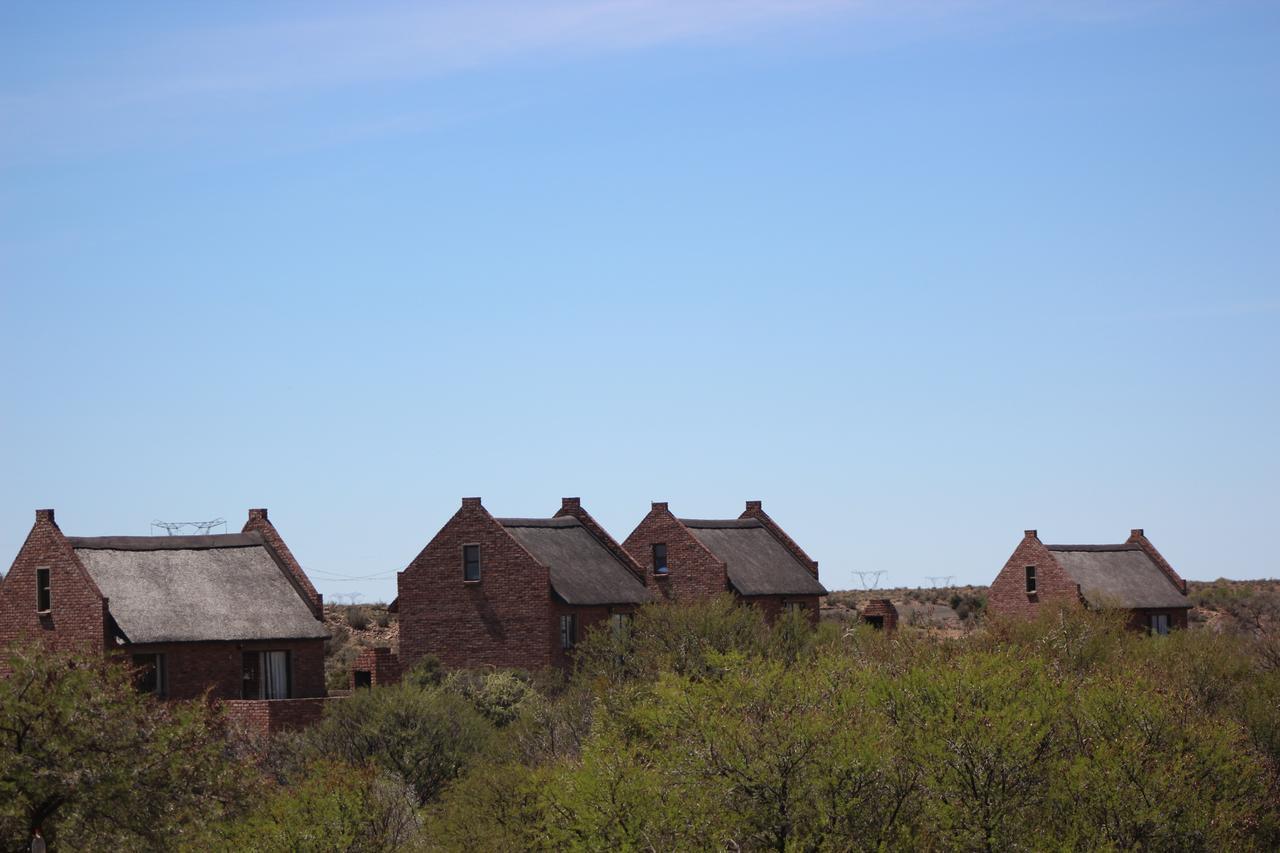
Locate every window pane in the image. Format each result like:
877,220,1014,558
560,614,576,649
37,568,51,612
653,543,668,573
463,545,481,581
242,652,260,699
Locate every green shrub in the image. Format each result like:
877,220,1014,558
346,606,372,631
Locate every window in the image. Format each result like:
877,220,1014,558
242,650,291,699
35,567,51,613
132,653,166,698
610,612,632,637
784,601,805,615
1025,566,1037,595
652,543,668,575
463,544,481,582
559,614,577,650
1150,613,1170,636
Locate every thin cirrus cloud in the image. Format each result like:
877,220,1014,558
1,0,1158,165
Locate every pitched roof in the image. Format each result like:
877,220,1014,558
1046,544,1190,610
498,517,653,606
680,519,828,597
70,533,329,643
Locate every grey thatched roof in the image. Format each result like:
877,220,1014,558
1046,544,1190,609
681,519,828,597
70,533,329,644
499,517,653,606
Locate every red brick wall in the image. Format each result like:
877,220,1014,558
243,508,324,619
549,601,640,669
122,638,327,702
740,594,821,624
397,499,555,671
222,697,333,734
0,510,111,656
622,503,728,603
350,646,403,687
861,598,899,632
987,531,1083,620
1125,607,1190,632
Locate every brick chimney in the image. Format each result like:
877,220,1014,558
651,501,669,512
561,497,581,511
1024,529,1038,539
745,500,762,512
248,508,268,522
35,509,55,524
461,497,483,509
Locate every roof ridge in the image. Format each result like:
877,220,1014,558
497,516,580,528
69,533,265,551
678,518,763,528
1045,543,1140,552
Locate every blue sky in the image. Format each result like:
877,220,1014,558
2,1,1277,601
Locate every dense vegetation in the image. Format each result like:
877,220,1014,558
3,595,1278,850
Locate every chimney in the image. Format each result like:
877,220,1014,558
35,509,55,523
461,497,483,509
1130,528,1144,539
248,508,268,522
745,500,762,513
651,501,669,512
1024,529,1038,538
561,497,581,511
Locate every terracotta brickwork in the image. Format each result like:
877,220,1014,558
621,503,729,602
222,697,333,734
742,594,822,625
861,598,899,632
987,530,1084,620
0,510,111,655
1125,608,1190,632
351,646,403,688
243,508,324,618
399,498,555,671
123,638,327,702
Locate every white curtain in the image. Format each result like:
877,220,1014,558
262,651,289,699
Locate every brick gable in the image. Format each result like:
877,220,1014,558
397,498,555,671
988,530,1084,620
622,502,729,602
0,510,111,654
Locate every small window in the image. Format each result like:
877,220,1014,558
36,568,51,613
560,614,577,650
610,612,632,636
1150,613,1170,636
653,543,668,575
784,601,804,614
242,650,291,699
1025,566,1036,595
132,653,166,698
463,544,481,582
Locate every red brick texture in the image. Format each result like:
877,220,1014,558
351,646,403,688
222,697,334,734
861,598,899,632
243,508,324,619
122,638,327,702
742,594,821,625
0,510,111,655
397,498,629,672
621,503,729,603
987,530,1084,621
398,498,555,671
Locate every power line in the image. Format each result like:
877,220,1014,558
151,517,227,535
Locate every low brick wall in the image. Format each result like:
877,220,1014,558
861,599,899,632
222,697,335,734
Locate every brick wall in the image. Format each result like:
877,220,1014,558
549,601,641,669
987,530,1084,621
350,646,403,688
398,498,555,671
222,697,334,734
622,503,729,602
740,594,822,625
861,598,899,632
0,510,111,656
123,638,327,701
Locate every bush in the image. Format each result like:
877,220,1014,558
346,606,372,631
443,669,538,728
302,682,491,805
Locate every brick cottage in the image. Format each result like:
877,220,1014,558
988,528,1191,632
395,497,653,672
0,508,330,731
622,500,827,622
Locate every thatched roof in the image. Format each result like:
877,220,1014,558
681,519,828,597
500,517,653,606
71,533,329,643
1046,544,1190,610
